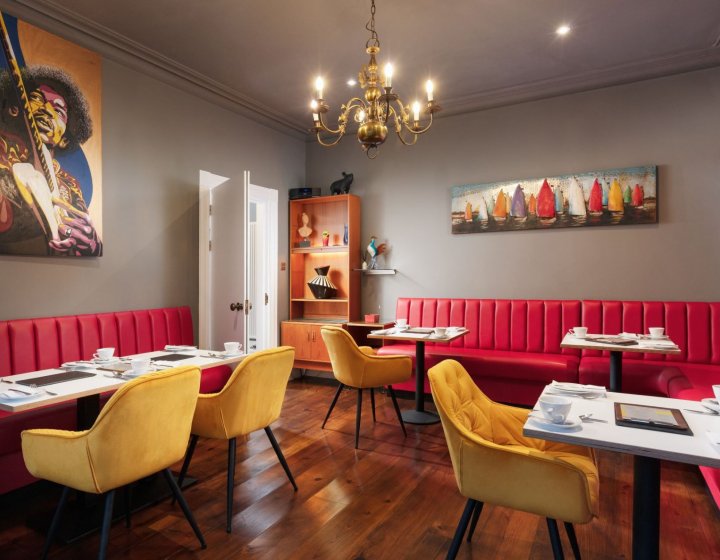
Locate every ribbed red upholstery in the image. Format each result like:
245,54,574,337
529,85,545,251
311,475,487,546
384,297,720,508
0,306,232,495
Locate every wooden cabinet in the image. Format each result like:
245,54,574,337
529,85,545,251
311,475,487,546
281,194,360,370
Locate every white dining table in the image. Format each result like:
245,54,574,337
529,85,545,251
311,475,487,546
0,349,246,424
523,388,720,560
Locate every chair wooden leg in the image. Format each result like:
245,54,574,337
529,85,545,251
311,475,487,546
162,468,206,549
355,389,363,449
388,386,407,437
466,501,484,542
447,498,476,560
227,437,237,533
124,486,132,528
370,388,376,422
265,426,298,491
564,522,581,560
322,383,344,428
173,434,199,505
547,518,565,560
98,489,115,560
41,485,70,560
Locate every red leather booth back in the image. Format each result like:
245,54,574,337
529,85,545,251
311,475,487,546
395,298,720,365
0,307,194,375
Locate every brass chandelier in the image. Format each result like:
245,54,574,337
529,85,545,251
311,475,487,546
310,0,440,159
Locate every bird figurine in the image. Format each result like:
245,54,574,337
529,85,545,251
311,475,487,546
366,236,387,269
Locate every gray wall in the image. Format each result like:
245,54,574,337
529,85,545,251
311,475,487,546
307,67,720,319
0,59,305,322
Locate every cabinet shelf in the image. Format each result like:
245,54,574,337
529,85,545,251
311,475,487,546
353,268,397,275
291,298,349,303
292,246,348,254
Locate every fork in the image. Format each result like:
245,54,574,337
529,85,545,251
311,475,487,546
683,408,719,416
28,384,58,396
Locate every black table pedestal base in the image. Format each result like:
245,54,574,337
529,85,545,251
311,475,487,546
609,351,623,393
401,409,439,424
632,455,660,560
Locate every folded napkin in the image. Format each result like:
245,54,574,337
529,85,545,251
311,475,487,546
638,340,677,348
370,328,393,335
164,345,197,351
618,332,641,339
0,386,40,400
550,380,606,394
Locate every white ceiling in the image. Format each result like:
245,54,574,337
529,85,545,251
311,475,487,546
7,0,720,136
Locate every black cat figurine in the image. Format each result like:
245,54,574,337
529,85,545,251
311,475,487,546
330,172,354,195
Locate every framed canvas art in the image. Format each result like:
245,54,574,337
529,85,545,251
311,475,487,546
451,166,657,234
0,11,102,256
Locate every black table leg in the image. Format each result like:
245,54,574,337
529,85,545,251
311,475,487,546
401,340,440,425
76,394,100,430
609,350,622,393
632,455,660,560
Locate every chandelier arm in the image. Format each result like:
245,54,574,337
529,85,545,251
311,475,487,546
395,127,419,146
316,112,344,135
315,130,346,147
401,110,434,135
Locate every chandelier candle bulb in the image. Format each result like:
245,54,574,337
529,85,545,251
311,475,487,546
412,101,420,122
426,80,434,102
315,77,324,100
384,63,393,87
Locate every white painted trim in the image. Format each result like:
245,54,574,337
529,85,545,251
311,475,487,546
248,183,279,349
198,170,229,349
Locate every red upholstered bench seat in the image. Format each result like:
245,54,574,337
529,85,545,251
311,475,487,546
377,297,720,508
0,306,231,495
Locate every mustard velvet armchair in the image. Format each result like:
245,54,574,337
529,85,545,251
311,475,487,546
428,360,599,560
21,366,205,560
176,346,297,533
320,326,412,449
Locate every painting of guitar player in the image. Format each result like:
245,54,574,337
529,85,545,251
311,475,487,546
0,11,102,256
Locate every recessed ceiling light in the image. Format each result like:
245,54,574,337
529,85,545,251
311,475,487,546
347,79,356,86
556,24,571,36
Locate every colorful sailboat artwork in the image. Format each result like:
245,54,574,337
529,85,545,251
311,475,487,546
450,165,657,234
554,187,565,215
567,178,586,217
492,190,508,222
588,179,603,215
511,185,527,222
608,179,624,213
536,179,556,222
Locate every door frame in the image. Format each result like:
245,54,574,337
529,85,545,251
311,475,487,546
248,183,279,349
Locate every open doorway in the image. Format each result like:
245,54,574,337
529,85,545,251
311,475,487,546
198,171,278,353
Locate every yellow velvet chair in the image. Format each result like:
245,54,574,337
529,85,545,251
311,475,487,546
21,366,205,560
428,360,599,560
320,326,412,449
176,346,297,533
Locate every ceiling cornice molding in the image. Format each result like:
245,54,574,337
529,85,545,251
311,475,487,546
0,0,309,140
440,46,720,119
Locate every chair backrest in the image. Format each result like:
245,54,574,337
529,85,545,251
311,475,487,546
319,326,369,387
210,346,295,437
86,366,200,492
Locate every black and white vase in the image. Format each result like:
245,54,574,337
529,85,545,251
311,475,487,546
307,266,337,299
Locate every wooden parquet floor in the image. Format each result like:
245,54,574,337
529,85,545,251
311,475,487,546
0,379,718,559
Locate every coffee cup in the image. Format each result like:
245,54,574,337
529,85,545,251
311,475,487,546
572,327,588,339
434,327,447,338
538,395,572,424
395,318,407,328
224,342,241,354
648,327,665,339
130,357,151,374
94,347,115,361
713,384,720,402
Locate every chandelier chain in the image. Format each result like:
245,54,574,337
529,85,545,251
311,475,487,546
365,0,380,49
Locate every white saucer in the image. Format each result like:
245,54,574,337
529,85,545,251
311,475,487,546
165,345,197,352
701,398,720,413
648,335,670,340
93,358,117,364
0,388,41,401
61,361,96,370
528,413,582,431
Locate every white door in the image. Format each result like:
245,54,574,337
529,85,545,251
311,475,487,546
247,184,279,351
198,171,278,354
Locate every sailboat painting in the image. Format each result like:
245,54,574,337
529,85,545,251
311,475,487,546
451,165,657,234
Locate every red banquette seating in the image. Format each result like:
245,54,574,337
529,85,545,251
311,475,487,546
377,298,720,506
0,306,231,495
